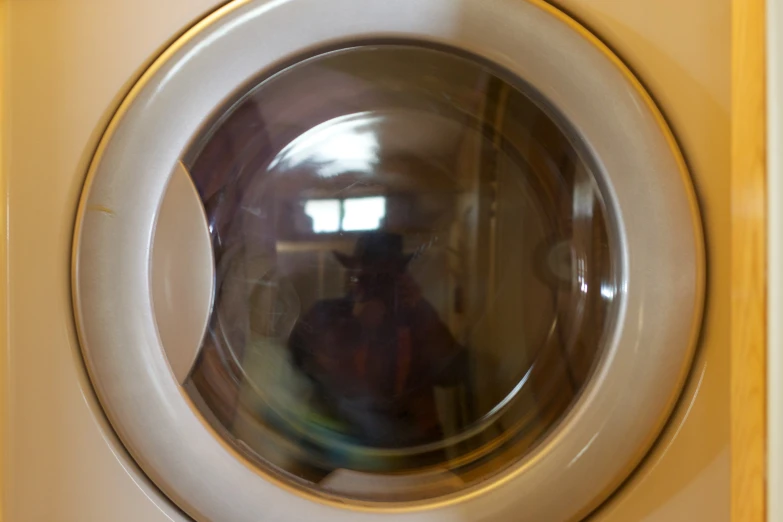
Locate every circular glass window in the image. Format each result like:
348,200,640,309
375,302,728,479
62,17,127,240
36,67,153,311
182,44,617,503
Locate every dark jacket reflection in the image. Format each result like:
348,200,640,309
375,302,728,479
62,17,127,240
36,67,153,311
288,232,465,448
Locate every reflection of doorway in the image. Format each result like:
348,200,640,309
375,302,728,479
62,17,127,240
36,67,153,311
450,77,608,435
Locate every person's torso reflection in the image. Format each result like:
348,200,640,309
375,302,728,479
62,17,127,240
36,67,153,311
289,232,465,448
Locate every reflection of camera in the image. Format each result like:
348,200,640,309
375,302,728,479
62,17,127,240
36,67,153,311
347,270,399,303
335,232,414,308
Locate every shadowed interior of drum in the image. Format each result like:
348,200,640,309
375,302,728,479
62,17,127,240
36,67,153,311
181,44,617,503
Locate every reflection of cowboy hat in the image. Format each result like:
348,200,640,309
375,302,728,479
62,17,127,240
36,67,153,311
333,232,413,271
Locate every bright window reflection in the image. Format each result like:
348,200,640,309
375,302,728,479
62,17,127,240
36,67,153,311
304,197,386,234
269,125,380,178
342,196,386,232
304,199,340,233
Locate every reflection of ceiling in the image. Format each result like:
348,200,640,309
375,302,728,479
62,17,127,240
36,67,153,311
265,110,479,198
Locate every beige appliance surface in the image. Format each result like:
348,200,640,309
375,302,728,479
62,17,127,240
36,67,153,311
2,0,729,521
569,1,732,520
2,2,219,521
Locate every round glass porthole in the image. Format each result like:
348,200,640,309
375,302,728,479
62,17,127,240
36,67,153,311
183,44,617,502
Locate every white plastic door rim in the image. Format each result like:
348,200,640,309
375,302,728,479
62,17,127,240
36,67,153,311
71,0,705,521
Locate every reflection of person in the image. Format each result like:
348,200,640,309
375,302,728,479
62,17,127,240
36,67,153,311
288,232,466,447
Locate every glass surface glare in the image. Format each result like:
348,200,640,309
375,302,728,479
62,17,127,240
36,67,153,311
184,45,617,503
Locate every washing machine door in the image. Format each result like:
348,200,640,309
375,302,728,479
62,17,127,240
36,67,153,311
72,0,704,520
